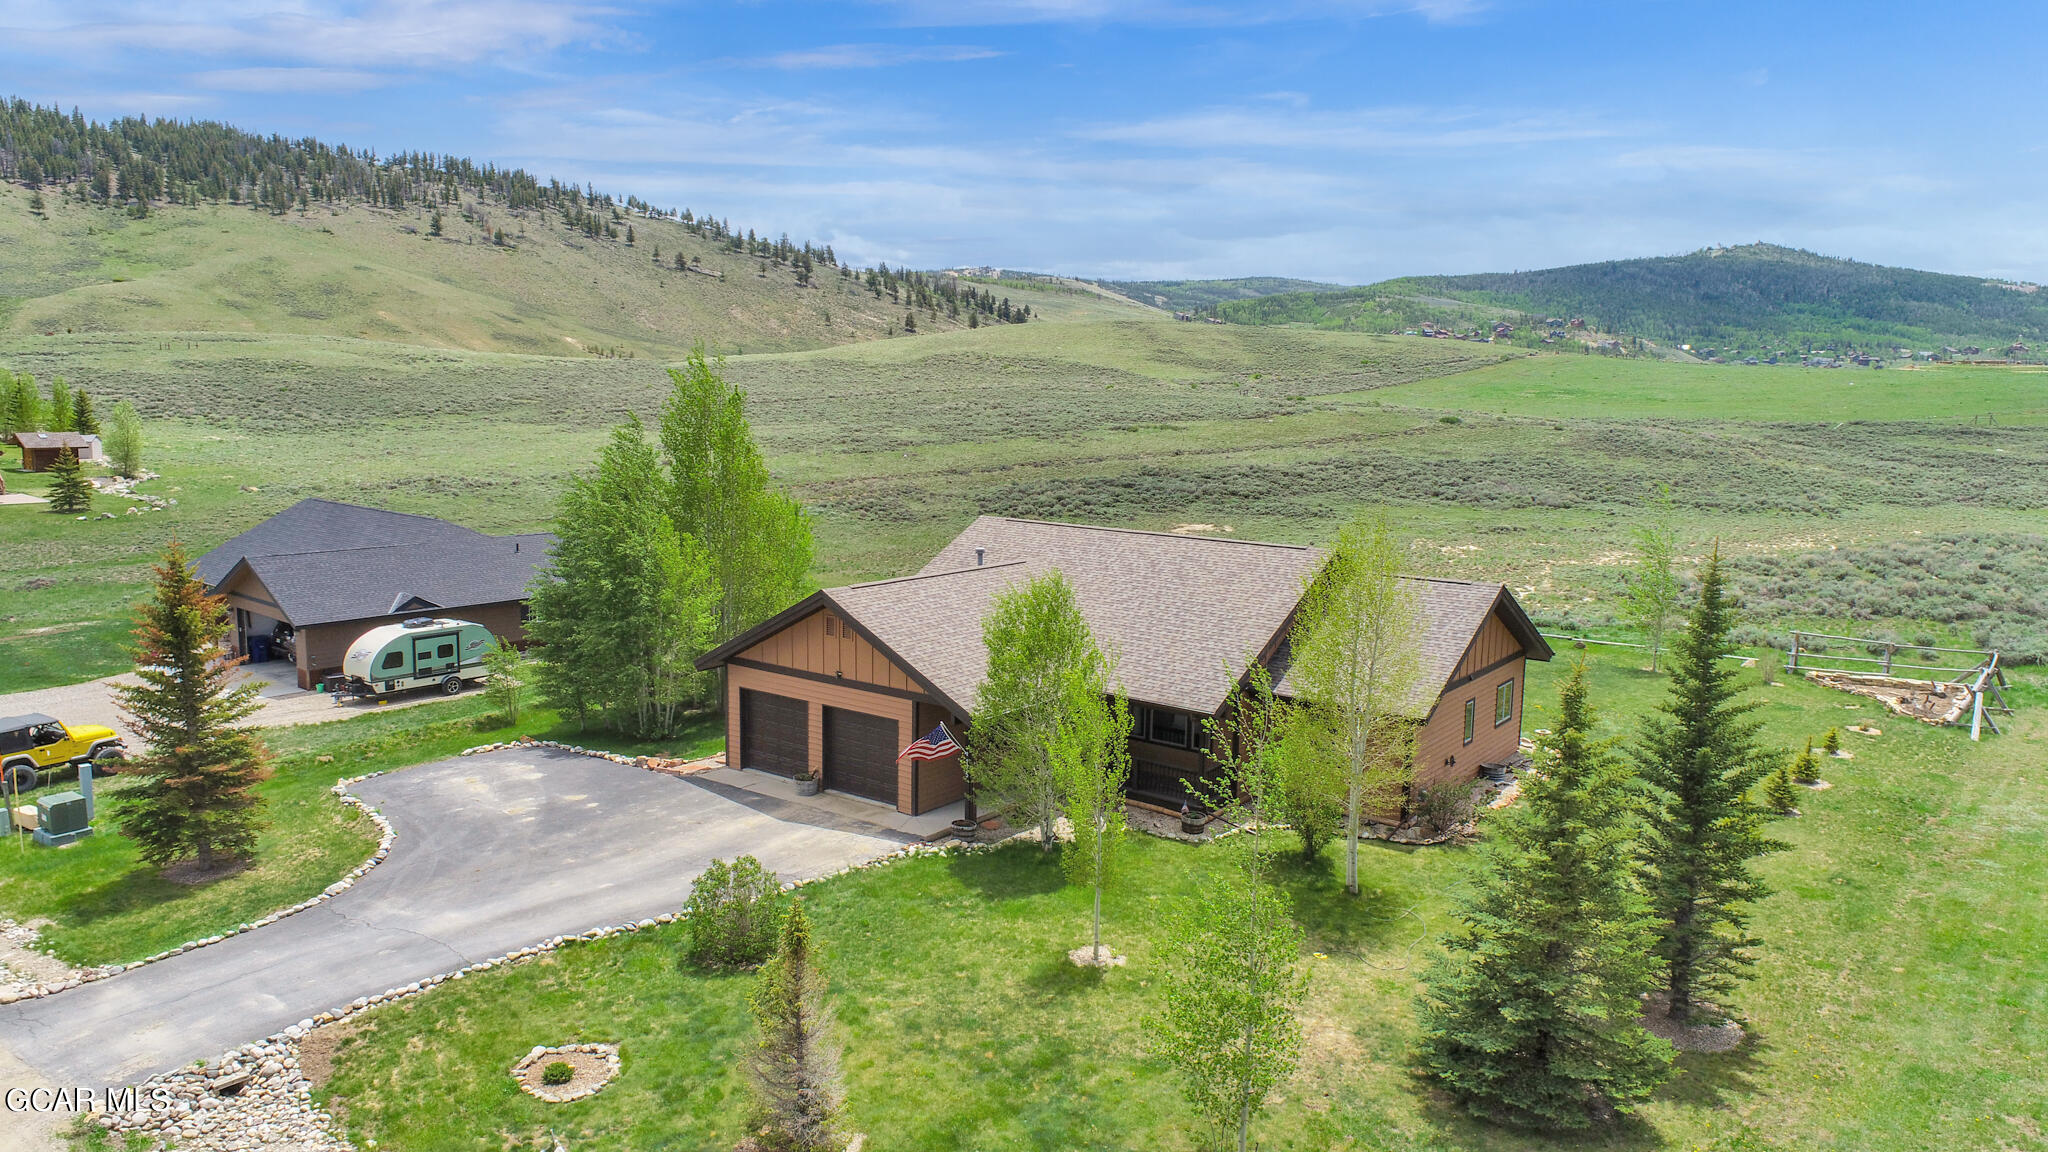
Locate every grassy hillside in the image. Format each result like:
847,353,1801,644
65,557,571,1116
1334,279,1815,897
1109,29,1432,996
1094,276,1342,313
0,184,1127,357
1221,244,2048,355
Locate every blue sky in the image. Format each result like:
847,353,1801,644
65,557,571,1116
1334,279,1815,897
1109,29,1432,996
5,1,2044,284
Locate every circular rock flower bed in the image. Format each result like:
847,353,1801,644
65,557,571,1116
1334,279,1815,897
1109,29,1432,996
512,1043,621,1103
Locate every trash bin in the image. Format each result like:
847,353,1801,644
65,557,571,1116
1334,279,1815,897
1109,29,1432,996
248,635,272,662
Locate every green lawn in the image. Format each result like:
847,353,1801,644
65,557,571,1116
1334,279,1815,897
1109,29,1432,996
312,650,2048,1151
1365,354,2048,424
0,697,722,967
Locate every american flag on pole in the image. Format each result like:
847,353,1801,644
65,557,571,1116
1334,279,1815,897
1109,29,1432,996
899,723,961,761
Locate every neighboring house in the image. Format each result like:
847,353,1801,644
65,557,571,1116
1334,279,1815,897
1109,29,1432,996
695,516,1551,819
12,431,102,471
196,498,552,689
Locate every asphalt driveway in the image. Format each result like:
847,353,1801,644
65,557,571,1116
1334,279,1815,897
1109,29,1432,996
0,747,908,1093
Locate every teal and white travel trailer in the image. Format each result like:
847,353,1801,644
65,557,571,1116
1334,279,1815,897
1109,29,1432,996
333,617,494,699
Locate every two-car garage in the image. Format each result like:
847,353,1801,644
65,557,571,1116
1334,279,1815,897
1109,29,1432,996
737,688,903,807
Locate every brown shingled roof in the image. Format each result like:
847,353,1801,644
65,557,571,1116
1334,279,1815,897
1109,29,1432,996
1268,576,1537,715
699,516,1549,721
913,517,1325,715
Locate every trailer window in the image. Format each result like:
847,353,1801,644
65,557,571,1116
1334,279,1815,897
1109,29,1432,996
1463,699,1476,745
437,643,454,659
381,651,405,671
1495,680,1514,726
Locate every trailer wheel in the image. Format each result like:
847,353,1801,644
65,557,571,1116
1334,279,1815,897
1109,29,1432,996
2,761,36,794
442,675,464,695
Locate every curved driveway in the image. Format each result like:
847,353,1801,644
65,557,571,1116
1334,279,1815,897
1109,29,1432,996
0,747,907,1093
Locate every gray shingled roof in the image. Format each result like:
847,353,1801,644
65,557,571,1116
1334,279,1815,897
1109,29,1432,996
197,499,489,586
198,498,551,626
225,534,553,627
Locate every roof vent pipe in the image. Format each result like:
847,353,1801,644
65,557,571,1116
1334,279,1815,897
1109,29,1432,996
975,547,986,566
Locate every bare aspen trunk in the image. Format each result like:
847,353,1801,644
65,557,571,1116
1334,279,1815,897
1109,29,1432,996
1345,777,1361,895
1238,1015,1258,1152
1092,814,1105,961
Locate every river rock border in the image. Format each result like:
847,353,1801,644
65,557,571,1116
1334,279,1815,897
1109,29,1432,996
97,763,973,1149
512,1042,622,1103
0,774,397,1006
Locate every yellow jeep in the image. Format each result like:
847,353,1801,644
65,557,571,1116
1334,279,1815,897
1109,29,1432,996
0,712,127,793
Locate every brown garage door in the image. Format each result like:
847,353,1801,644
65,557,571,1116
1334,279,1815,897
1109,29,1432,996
823,706,899,806
740,689,809,778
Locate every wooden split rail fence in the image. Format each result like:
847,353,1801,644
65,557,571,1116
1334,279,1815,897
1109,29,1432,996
1787,631,2013,740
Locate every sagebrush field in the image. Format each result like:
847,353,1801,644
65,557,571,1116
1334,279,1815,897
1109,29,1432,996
6,299,2046,687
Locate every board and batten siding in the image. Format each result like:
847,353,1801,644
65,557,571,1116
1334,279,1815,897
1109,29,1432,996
737,608,916,693
724,609,965,815
1410,605,1528,799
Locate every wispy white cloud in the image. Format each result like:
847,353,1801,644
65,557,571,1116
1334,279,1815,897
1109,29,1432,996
1079,104,1631,153
1,0,618,69
736,43,1004,69
871,0,1486,27
192,67,393,93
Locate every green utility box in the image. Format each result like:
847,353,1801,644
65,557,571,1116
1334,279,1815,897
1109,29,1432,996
33,790,92,847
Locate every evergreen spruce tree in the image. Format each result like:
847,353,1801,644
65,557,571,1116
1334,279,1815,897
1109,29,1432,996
45,447,93,513
1764,762,1800,816
71,388,99,435
1417,663,1674,1128
111,542,271,873
743,900,841,1152
1822,727,1841,758
1633,551,1782,1024
1790,739,1821,784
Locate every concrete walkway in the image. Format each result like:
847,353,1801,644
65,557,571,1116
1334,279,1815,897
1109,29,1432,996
694,765,967,840
0,746,907,1096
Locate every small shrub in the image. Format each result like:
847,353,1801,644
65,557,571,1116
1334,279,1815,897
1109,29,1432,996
1413,784,1471,835
1437,414,1461,424
1823,727,1841,757
684,855,786,971
541,1061,574,1086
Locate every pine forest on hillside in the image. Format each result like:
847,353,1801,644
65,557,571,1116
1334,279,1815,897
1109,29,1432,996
1217,244,2048,357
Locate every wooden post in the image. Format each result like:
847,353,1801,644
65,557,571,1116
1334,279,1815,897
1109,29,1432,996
1883,644,1894,675
1788,633,1800,674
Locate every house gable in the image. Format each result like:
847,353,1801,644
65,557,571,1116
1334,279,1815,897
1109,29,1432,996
1448,607,1526,688
214,562,289,622
734,606,922,697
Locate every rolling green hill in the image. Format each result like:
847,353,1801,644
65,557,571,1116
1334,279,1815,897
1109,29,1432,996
0,102,1138,356
0,182,1123,357
1094,276,1342,313
1219,244,2048,355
